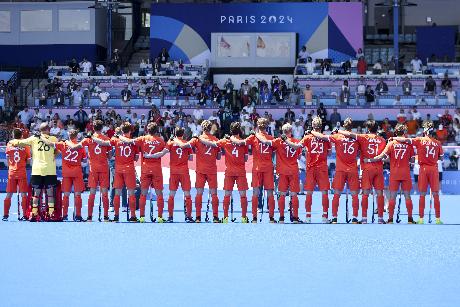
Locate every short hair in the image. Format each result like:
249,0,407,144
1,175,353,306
365,120,378,133
230,122,241,136
312,116,322,129
201,120,212,132
93,120,103,132
394,123,407,136
343,117,353,131
175,126,185,138
12,128,22,139
257,118,269,130
39,122,50,132
69,129,79,139
147,122,158,135
121,122,132,134
282,123,292,134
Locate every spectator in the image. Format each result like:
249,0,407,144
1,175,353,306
365,85,375,105
357,77,366,95
224,78,234,103
375,80,388,95
96,64,106,76
193,105,204,121
158,48,170,64
211,84,222,106
339,80,350,105
406,114,419,136
396,109,407,123
303,84,313,106
292,119,304,139
121,85,132,104
422,113,433,128
453,119,460,143
50,120,61,137
240,80,251,106
424,76,436,94
305,58,315,75
289,78,301,105
208,111,221,127
446,87,456,105
410,56,423,72
393,95,402,106
440,109,453,127
441,74,452,91
412,106,421,121
298,46,309,63
372,59,383,74
68,58,79,73
454,108,460,123
402,77,412,95
17,107,32,126
241,116,253,136
168,81,177,96
356,48,364,59
357,57,367,75
249,108,260,124
329,108,341,126
73,105,89,131
317,103,327,127
284,108,295,123
79,57,92,74
98,88,110,105
71,85,84,106
436,124,448,144
260,86,272,104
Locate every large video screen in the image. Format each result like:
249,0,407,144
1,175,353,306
211,32,296,68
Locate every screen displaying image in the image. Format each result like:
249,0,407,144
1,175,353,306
256,34,291,58
217,35,250,58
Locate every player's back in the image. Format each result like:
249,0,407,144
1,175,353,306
111,137,138,173
273,137,301,175
190,133,220,174
247,132,274,172
330,133,359,172
6,144,30,177
357,133,386,170
167,138,192,174
413,136,443,167
30,135,58,176
56,141,86,176
137,135,165,172
83,133,110,172
302,134,330,170
218,138,248,176
387,140,414,179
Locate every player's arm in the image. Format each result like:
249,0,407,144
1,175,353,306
390,136,412,144
229,135,247,146
310,130,330,142
173,137,194,149
338,129,358,140
254,133,273,146
8,136,34,147
197,136,218,148
118,135,136,144
281,134,303,150
364,143,391,163
144,148,169,159
92,136,111,147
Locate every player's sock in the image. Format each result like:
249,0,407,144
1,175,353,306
102,193,109,217
332,194,340,218
157,195,164,217
377,195,384,218
223,195,230,218
74,195,82,217
352,194,359,217
305,194,312,218
185,196,192,218
194,194,202,218
88,194,96,218
278,196,285,218
211,194,219,217
418,195,425,218
251,195,258,219
167,196,174,218
388,199,396,220
139,195,146,217
3,197,11,217
113,195,120,216
406,199,413,218
322,194,329,218
361,194,369,218
434,195,441,219
268,195,275,217
21,196,28,216
292,195,299,218
62,195,70,217
129,195,136,218
240,196,248,218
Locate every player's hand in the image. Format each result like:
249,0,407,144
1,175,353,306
332,128,339,134
280,134,287,141
85,132,93,139
249,131,256,136
224,134,230,140
304,130,311,136
192,135,199,139
169,136,175,141
33,131,41,138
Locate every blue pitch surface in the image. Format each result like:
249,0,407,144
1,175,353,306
1,190,460,307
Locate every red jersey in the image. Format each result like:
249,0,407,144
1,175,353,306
81,133,110,173
301,134,331,170
135,135,165,174
246,132,274,172
5,144,31,178
272,138,301,176
328,134,359,172
356,134,386,171
55,141,87,177
166,138,192,175
189,133,220,174
110,137,138,173
217,138,248,176
412,136,443,167
383,140,414,180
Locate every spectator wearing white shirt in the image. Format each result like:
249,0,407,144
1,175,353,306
98,88,110,105
50,121,61,137
80,58,92,74
32,108,45,122
372,60,383,73
137,115,147,135
17,106,32,126
298,155,306,194
446,87,456,105
393,95,402,106
298,46,309,63
71,86,84,105
410,56,423,72
292,120,304,139
189,119,202,136
193,105,204,121
306,58,315,75
208,111,221,127
411,106,421,121
242,103,254,115
96,64,106,76
241,117,252,136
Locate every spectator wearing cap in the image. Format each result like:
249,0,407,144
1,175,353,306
424,76,436,94
402,77,412,95
329,108,341,127
303,84,313,106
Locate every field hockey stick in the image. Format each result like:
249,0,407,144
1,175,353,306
428,189,433,224
231,193,236,222
289,192,293,222
72,192,76,222
371,189,376,224
259,188,265,223
396,190,402,223
149,189,156,223
17,192,21,221
205,190,211,222
126,190,130,222
345,188,351,223
183,194,187,222
98,188,102,222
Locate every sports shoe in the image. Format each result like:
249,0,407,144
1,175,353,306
29,214,39,222
167,216,174,223
330,217,338,224
113,215,119,222
19,216,28,222
278,216,285,224
269,217,277,224
139,217,145,223
222,217,229,224
360,218,368,224
128,216,139,223
157,217,165,223
293,217,303,224
417,218,424,224
103,216,110,222
241,217,249,224
62,215,68,221
252,217,257,224
185,216,195,223
257,208,262,214
352,218,360,224
213,216,220,223
195,216,201,223
387,218,394,224
74,216,85,222
322,217,330,224
305,217,312,224
407,217,416,224
2,215,8,221
378,218,386,224
86,216,93,222
435,218,443,225
122,207,127,212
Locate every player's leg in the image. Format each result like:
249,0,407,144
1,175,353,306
125,172,138,221
290,175,301,222
182,174,193,222
222,176,234,222
195,173,205,221
429,170,442,224
318,168,330,222
387,179,399,223
263,172,276,222
3,192,13,221
87,171,97,221
331,172,345,223
277,174,289,223
373,170,385,223
417,168,428,223
139,173,152,223
251,172,261,221
400,179,414,223
73,175,85,221
304,169,315,222
112,172,124,221
167,174,179,222
237,176,249,223
348,171,360,223
208,174,220,222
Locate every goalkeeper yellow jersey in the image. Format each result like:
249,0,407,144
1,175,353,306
9,134,58,176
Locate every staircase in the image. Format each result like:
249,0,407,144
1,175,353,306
126,36,150,73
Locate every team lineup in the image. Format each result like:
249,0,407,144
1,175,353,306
3,116,443,224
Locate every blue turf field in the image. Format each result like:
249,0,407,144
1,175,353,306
1,191,460,307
